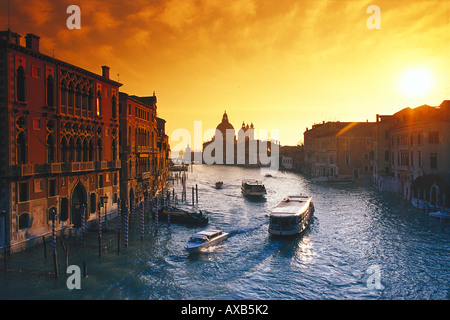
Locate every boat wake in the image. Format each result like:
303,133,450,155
228,223,266,238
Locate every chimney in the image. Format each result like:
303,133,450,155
25,33,40,51
102,66,110,79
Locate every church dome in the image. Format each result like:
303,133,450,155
216,111,234,135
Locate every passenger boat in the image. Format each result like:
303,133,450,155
154,207,208,226
241,179,267,198
215,181,224,189
268,195,314,236
184,229,229,253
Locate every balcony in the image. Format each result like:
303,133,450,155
15,164,34,176
95,161,108,170
108,160,121,169
47,162,63,174
63,161,95,173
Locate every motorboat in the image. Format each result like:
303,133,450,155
241,179,267,198
215,181,224,189
184,229,229,253
154,207,208,226
427,210,450,220
268,195,314,236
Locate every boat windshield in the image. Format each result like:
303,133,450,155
188,236,207,244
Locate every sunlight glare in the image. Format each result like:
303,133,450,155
399,68,433,97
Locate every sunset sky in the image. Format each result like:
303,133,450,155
1,0,449,150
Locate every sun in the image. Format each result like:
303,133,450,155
399,68,433,97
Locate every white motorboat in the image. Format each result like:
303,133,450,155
184,229,229,253
268,195,314,236
241,179,267,198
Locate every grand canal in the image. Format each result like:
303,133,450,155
1,165,449,300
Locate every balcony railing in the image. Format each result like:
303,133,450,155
95,161,108,170
15,164,34,176
108,160,121,169
63,161,95,173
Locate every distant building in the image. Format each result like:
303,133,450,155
304,121,376,179
279,145,304,172
0,30,122,252
203,111,278,166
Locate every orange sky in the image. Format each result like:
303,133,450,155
1,0,449,149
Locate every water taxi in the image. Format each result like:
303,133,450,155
184,229,229,253
268,195,314,236
241,179,267,198
215,181,224,189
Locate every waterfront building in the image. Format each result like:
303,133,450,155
386,101,450,201
279,145,304,172
0,30,122,251
118,92,159,209
304,121,377,179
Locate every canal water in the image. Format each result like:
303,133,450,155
1,165,449,300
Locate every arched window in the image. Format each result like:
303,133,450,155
47,134,56,163
60,80,67,109
61,136,68,163
88,88,94,112
81,86,87,111
17,132,27,164
97,138,103,161
75,84,81,110
83,139,89,162
112,95,117,119
18,213,30,230
16,66,26,102
88,139,94,161
69,137,75,162
112,139,117,161
68,82,74,108
76,138,82,162
96,90,102,116
46,75,54,107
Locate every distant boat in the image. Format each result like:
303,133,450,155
184,229,229,254
215,181,224,189
268,195,314,236
427,210,450,220
264,173,272,178
154,207,208,226
241,179,267,198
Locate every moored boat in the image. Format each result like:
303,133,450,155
215,181,224,189
154,207,208,226
184,229,229,253
241,179,267,198
268,195,314,236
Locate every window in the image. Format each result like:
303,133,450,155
60,198,68,221
410,151,414,166
17,132,27,164
48,179,56,197
98,174,103,188
429,131,439,144
34,179,43,193
400,151,409,166
46,75,54,107
18,213,30,230
32,66,40,78
418,151,422,167
112,95,117,119
47,134,56,163
345,155,350,165
16,66,26,102
90,193,96,214
430,153,437,169
19,182,29,202
96,90,102,116
113,193,118,204
384,150,389,161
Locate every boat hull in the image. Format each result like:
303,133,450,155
185,233,229,253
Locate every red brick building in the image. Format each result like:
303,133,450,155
0,30,122,251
